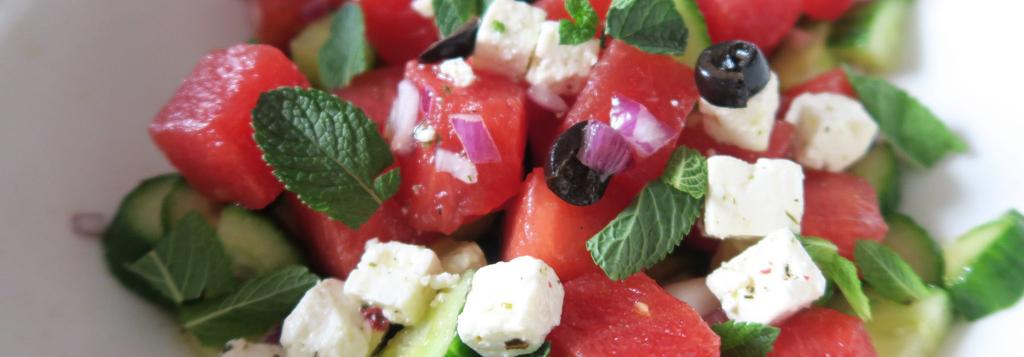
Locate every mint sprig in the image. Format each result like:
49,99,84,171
559,0,600,45
605,0,689,55
855,240,930,304
433,0,481,37
126,213,235,305
711,321,780,357
252,87,400,229
801,236,872,320
661,147,707,198
319,3,373,89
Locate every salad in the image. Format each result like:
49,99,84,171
98,0,1024,356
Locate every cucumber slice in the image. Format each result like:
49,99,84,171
865,287,954,357
828,0,912,72
848,142,901,214
289,15,332,88
672,0,712,66
380,271,476,357
883,213,943,285
771,21,838,90
161,178,221,232
944,210,1024,320
217,206,304,279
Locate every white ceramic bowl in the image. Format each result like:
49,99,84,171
1,0,1021,355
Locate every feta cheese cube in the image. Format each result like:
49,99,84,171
438,57,477,88
411,0,434,18
472,0,547,79
784,93,879,172
457,256,564,357
699,73,781,151
344,239,444,325
704,156,804,239
221,339,285,357
435,240,487,274
525,21,600,95
281,279,378,357
705,229,827,324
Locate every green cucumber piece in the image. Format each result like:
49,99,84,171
771,21,838,90
161,178,221,232
380,271,476,357
848,142,901,214
944,210,1024,320
672,0,712,66
883,213,943,285
865,287,953,357
216,206,304,279
289,15,332,88
828,0,912,72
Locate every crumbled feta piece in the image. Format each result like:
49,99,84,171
411,0,434,18
704,156,804,239
699,73,781,151
221,339,285,357
472,0,547,79
344,239,444,325
784,93,879,172
438,57,477,88
435,240,487,273
281,279,377,357
705,229,827,324
413,123,437,144
435,148,479,184
429,272,462,290
457,256,564,357
525,21,600,95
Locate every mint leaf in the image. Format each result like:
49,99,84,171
587,180,701,280
319,3,373,89
711,321,780,357
661,147,707,199
605,0,688,55
559,0,599,45
844,69,966,168
433,0,481,37
801,236,872,320
252,87,398,229
126,213,235,305
855,240,930,304
181,266,319,346
373,167,402,201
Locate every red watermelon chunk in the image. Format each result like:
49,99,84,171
678,113,796,163
254,0,343,49
149,44,308,209
550,273,721,357
802,170,889,258
359,0,439,65
396,62,528,234
502,169,632,281
803,0,855,21
334,67,405,129
696,0,803,54
769,307,878,357
563,40,699,196
780,68,856,115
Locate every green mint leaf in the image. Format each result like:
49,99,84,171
181,266,319,347
605,0,689,55
433,0,481,37
318,3,373,89
660,147,707,199
711,321,780,357
801,236,872,320
587,180,701,280
252,87,397,229
126,213,235,305
558,0,599,45
373,167,402,201
855,240,930,304
844,68,966,168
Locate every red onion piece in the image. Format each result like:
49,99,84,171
663,278,721,317
528,84,569,113
71,212,107,237
609,95,674,157
451,114,501,164
577,120,632,177
435,148,479,184
387,80,421,155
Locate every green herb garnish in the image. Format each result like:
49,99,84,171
433,0,481,37
855,240,930,304
605,0,689,55
711,321,781,357
801,236,872,320
318,3,374,89
559,0,599,45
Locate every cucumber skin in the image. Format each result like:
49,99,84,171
380,271,476,357
883,213,943,285
944,210,1024,320
672,0,712,66
865,287,953,357
217,206,303,279
828,0,913,73
160,178,221,232
771,21,838,91
849,143,901,215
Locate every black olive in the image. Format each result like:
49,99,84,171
545,121,609,206
695,40,771,108
419,18,480,64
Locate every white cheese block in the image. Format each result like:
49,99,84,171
699,73,781,151
281,279,377,357
344,239,444,326
525,21,600,95
438,57,477,88
411,0,434,18
704,155,804,239
784,92,879,172
472,0,547,79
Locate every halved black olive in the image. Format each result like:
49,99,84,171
419,18,480,64
545,121,609,206
695,40,771,108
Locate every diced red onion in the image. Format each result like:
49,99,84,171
663,278,720,317
451,114,501,164
528,84,569,113
387,80,421,154
435,148,478,184
71,212,107,237
609,95,674,157
577,120,632,177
